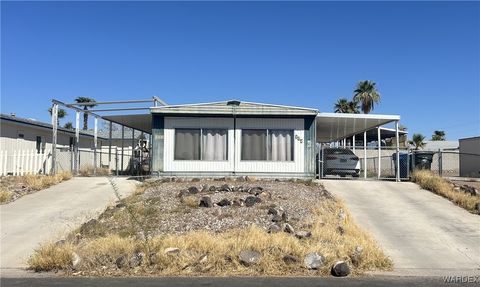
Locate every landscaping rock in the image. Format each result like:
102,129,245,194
267,207,279,216
283,223,295,234
217,198,232,207
148,252,158,264
71,252,81,270
476,202,480,215
199,196,213,208
271,214,283,222
283,254,300,264
55,239,66,246
295,231,312,239
351,246,363,267
248,186,263,195
201,185,209,193
191,178,201,182
129,252,144,268
304,252,325,270
164,247,180,255
219,184,232,192
245,196,260,207
338,209,346,221
177,190,190,198
258,191,272,201
245,176,257,182
188,186,199,194
281,211,289,222
239,250,261,266
337,225,345,235
209,185,217,192
79,219,98,234
267,224,281,233
331,261,350,277
115,254,127,269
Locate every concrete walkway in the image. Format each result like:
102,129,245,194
321,180,480,276
0,177,136,271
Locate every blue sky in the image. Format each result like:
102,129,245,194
1,1,479,140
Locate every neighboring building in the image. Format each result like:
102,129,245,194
459,136,480,178
423,140,459,151
0,113,143,175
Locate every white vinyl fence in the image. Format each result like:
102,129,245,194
0,150,52,176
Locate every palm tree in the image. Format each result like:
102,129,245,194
48,107,67,125
409,133,426,150
334,98,360,113
431,130,445,141
75,97,96,130
64,122,73,129
353,80,381,114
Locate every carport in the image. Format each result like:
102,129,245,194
316,113,404,181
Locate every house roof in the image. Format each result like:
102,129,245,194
0,113,143,140
423,140,459,151
150,100,319,116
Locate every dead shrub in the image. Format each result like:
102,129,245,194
0,188,13,203
28,243,74,271
411,170,480,213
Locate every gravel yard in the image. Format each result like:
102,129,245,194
29,178,392,277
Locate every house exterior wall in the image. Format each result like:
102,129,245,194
459,137,480,178
152,115,312,178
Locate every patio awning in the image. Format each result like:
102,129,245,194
316,113,401,143
102,114,152,133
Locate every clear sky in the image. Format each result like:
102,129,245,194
1,1,479,140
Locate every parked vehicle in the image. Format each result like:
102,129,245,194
318,147,360,177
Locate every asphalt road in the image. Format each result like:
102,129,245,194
1,276,476,287
321,180,480,276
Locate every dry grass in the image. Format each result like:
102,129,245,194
29,197,392,275
24,171,73,191
0,187,14,203
411,169,480,213
28,243,75,272
78,166,111,177
181,195,199,208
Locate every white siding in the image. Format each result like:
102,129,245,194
163,117,305,175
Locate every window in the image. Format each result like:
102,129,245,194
18,133,24,139
241,129,294,161
36,136,42,153
174,129,201,160
174,128,227,161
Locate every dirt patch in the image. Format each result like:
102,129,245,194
29,178,393,276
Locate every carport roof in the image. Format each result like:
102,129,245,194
316,113,401,143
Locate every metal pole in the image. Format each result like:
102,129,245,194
364,131,367,179
108,121,112,167
115,148,119,176
395,121,400,182
352,134,356,153
51,103,58,175
438,149,443,176
377,127,381,179
320,144,324,179
121,125,125,174
75,111,80,175
93,117,98,175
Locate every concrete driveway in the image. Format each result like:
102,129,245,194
321,180,480,276
0,177,136,272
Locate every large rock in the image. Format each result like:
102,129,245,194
201,185,209,193
283,223,295,234
476,203,480,215
295,231,312,239
245,196,260,207
188,186,199,194
177,190,190,198
267,207,279,216
331,261,350,277
115,254,127,269
351,246,363,267
271,214,283,223
219,184,232,192
304,252,325,270
258,191,272,201
199,196,213,208
245,176,257,182
281,211,289,222
71,252,81,270
129,252,144,268
209,185,217,192
239,250,261,266
217,198,232,207
248,187,263,195
267,224,281,233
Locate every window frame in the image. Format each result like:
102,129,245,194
240,128,295,162
173,128,229,162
